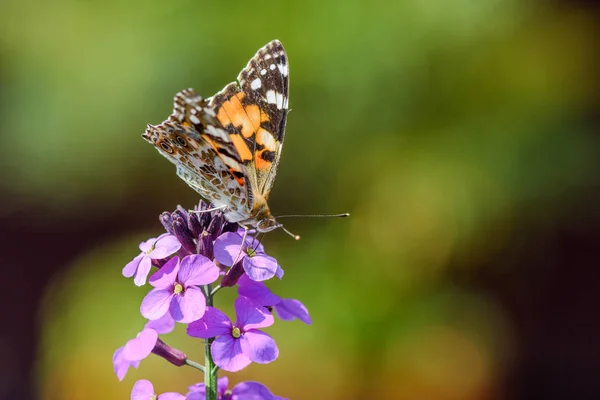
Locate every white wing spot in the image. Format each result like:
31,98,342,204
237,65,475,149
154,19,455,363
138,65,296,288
206,125,228,141
264,54,272,60
190,115,201,124
266,90,285,110
275,92,284,109
251,78,262,90
260,69,267,76
269,64,276,70
277,64,288,77
266,90,277,105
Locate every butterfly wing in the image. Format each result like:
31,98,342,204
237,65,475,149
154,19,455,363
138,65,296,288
142,89,254,219
208,40,289,200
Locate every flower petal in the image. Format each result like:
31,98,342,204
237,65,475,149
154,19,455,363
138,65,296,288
133,256,153,287
240,330,279,364
275,299,312,324
212,334,251,372
235,296,274,330
149,257,179,288
187,377,229,398
113,347,139,381
187,307,232,338
140,288,173,320
237,275,281,306
157,393,186,400
131,379,154,400
123,328,158,361
231,381,285,400
275,265,284,279
243,254,279,282
139,237,156,253
148,234,181,259
145,313,175,334
170,286,206,323
122,253,143,278
178,254,220,286
214,232,245,266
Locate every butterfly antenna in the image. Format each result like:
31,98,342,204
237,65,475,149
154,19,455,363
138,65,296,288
280,225,301,240
275,213,350,219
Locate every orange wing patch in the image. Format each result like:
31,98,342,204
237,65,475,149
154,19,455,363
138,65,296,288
216,91,272,165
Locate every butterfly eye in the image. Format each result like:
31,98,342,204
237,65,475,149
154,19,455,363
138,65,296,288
175,135,187,146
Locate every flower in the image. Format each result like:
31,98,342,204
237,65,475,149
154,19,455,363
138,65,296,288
187,297,279,372
123,234,181,286
187,377,287,400
131,379,185,400
144,312,176,334
113,347,140,381
141,255,220,323
123,328,158,363
214,232,284,282
187,377,229,400
160,202,238,258
237,275,312,324
113,326,187,380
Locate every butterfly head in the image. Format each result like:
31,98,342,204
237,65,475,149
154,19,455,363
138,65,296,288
256,216,280,233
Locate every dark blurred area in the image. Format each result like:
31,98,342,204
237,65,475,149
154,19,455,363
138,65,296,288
1,0,599,399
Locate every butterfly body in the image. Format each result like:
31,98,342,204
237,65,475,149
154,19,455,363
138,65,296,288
142,40,289,233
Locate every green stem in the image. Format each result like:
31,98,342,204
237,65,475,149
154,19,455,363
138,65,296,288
184,359,205,372
204,283,218,400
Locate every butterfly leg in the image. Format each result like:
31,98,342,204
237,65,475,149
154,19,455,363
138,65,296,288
190,205,228,214
232,224,250,266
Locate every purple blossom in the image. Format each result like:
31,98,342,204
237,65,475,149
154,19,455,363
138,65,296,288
123,234,181,286
187,297,279,372
238,275,312,324
123,328,158,362
141,255,219,323
113,347,140,381
144,312,176,334
114,326,187,380
214,232,284,282
187,377,229,400
187,377,287,400
131,379,185,400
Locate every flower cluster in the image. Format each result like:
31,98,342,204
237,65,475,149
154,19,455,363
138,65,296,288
114,202,311,399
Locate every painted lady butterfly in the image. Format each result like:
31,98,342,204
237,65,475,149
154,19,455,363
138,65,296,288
143,40,292,236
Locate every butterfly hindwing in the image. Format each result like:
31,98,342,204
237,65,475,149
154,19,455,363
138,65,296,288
143,89,252,216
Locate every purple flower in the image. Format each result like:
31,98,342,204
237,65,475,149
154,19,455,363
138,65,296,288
187,297,279,372
187,377,229,400
123,234,181,286
131,379,185,400
144,312,176,334
113,347,140,381
214,232,283,282
187,377,287,400
114,326,187,380
141,255,220,323
123,328,158,362
238,275,312,324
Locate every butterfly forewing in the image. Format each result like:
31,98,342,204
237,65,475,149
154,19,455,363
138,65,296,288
209,40,289,198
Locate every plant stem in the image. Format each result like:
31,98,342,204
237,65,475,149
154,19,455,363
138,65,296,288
184,359,205,372
204,283,218,400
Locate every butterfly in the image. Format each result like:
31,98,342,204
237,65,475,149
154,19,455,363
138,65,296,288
142,40,292,236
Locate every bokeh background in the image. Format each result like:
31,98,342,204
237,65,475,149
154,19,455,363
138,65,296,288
2,0,600,399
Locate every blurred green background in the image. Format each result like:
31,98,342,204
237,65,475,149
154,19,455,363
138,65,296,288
2,0,600,399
